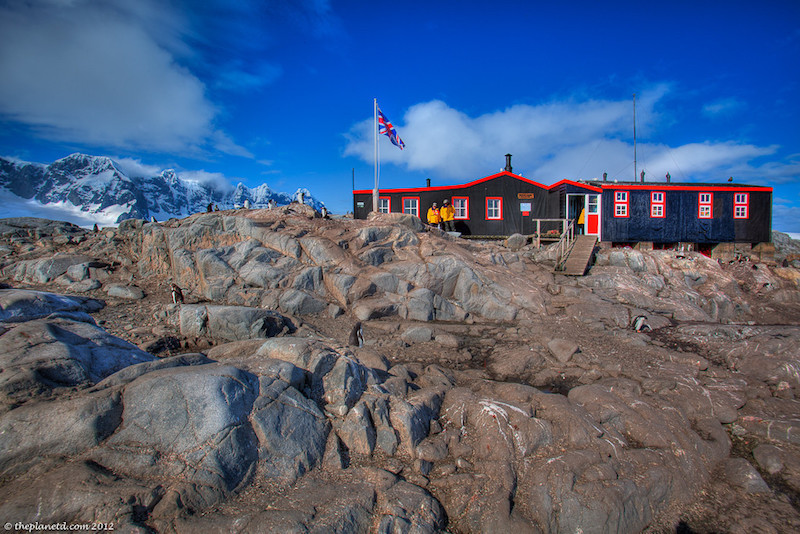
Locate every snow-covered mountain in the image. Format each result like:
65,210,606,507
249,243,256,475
0,153,324,227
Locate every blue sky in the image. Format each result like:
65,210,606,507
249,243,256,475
1,0,799,231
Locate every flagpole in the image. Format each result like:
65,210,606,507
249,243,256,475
373,98,378,213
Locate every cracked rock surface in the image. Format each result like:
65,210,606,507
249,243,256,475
1,212,800,532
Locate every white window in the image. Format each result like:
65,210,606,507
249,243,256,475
588,195,599,214
698,192,713,219
453,197,469,219
650,191,665,218
402,197,419,217
614,191,629,218
734,193,749,219
486,197,502,220
378,197,390,213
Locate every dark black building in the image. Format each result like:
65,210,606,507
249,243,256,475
353,158,773,246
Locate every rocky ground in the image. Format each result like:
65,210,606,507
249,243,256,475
1,208,799,533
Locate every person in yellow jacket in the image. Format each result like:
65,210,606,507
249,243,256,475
427,202,441,226
440,198,455,231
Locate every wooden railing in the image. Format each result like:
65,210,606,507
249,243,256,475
530,218,572,248
553,220,576,271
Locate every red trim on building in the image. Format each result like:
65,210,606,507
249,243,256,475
355,173,772,196
601,183,772,193
353,172,602,194
378,196,391,213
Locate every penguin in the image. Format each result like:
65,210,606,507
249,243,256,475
170,283,184,304
631,315,651,332
151,216,158,223
93,223,99,233
348,321,364,347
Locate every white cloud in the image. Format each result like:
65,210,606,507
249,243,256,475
344,88,797,187
702,97,744,117
111,157,164,178
0,0,251,156
180,170,234,193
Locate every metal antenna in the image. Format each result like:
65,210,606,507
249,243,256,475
633,93,637,183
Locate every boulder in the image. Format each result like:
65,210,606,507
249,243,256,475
179,304,290,341
338,400,377,456
91,353,213,390
505,233,527,251
547,338,579,363
390,388,444,454
353,296,401,321
251,376,330,483
723,458,771,493
0,316,155,408
0,390,122,477
278,288,328,315
94,364,260,510
0,289,104,322
401,325,433,344
27,255,93,283
0,461,158,527
105,283,145,300
486,346,546,381
753,444,785,475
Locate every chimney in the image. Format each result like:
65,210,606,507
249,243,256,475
426,178,431,187
603,172,608,181
666,172,671,183
640,170,645,183
504,154,513,173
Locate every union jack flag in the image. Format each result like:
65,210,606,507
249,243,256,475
378,108,405,150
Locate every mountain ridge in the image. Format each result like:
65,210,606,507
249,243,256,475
0,153,324,225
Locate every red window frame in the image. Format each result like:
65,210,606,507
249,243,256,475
650,191,665,218
698,192,713,219
402,196,420,217
452,197,469,219
378,197,391,213
614,191,629,218
734,192,749,219
486,197,503,220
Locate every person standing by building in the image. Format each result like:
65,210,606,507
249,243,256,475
427,202,441,227
440,199,455,231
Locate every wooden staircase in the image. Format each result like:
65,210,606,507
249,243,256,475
558,235,597,276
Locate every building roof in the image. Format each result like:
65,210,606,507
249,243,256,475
354,171,602,194
354,171,773,195
586,180,772,192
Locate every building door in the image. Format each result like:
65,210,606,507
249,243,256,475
567,193,601,237
586,194,600,237
566,194,585,234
